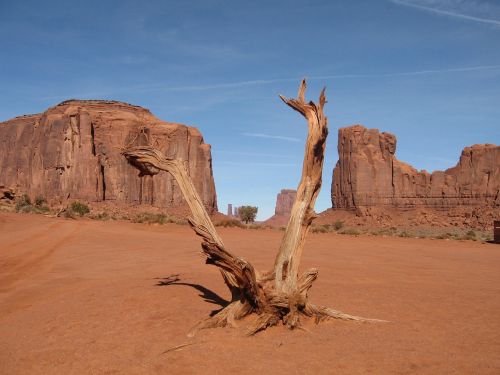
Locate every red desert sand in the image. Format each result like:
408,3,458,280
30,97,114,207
1,212,499,374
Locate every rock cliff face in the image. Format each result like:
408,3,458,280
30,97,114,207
0,100,217,212
274,189,296,216
263,189,297,227
332,125,499,211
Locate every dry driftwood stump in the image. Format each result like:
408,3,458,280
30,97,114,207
122,80,386,335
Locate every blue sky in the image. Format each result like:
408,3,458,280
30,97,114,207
1,0,499,220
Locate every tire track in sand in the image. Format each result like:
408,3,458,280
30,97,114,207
0,220,81,293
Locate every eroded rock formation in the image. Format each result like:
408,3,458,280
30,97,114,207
264,189,297,226
0,100,217,212
332,125,499,212
275,189,297,216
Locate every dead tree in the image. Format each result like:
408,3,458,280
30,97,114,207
122,80,385,335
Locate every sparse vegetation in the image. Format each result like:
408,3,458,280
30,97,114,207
463,230,476,241
132,212,167,224
34,196,47,207
15,194,32,212
370,227,398,236
398,231,412,238
248,224,268,230
338,227,361,236
90,212,110,221
333,220,344,231
215,219,245,228
311,224,333,234
130,212,188,225
69,201,90,217
238,205,258,224
15,194,50,214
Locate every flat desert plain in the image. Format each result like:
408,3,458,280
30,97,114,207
1,212,499,374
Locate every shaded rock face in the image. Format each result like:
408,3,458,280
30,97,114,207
0,100,217,212
332,125,499,211
275,189,297,216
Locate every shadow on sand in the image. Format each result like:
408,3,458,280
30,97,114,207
155,274,229,316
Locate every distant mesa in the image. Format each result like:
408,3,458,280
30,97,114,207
0,100,217,213
274,189,296,216
328,124,499,229
264,189,297,227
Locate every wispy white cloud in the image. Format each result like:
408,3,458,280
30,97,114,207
144,64,500,92
242,133,301,142
391,0,500,26
37,64,500,102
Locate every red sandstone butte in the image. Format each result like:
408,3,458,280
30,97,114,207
264,189,297,226
0,100,217,212
331,125,499,211
274,189,297,216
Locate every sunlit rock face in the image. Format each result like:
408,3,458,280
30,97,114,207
332,124,499,210
0,100,217,212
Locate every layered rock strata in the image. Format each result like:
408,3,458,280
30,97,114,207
0,100,217,212
331,125,499,211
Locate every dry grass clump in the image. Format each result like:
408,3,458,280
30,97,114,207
248,224,271,230
131,212,188,225
214,219,245,228
68,201,90,217
89,212,111,221
15,194,50,214
310,221,345,234
338,227,361,236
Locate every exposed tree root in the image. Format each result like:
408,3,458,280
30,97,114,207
122,80,387,336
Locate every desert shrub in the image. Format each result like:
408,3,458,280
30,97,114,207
90,212,110,221
398,231,412,238
215,219,245,228
311,225,329,234
169,216,189,225
279,226,286,231
483,233,493,242
132,212,167,225
311,224,336,233
371,227,397,236
14,194,49,214
248,224,264,230
333,220,344,231
34,196,47,207
462,230,476,241
434,232,457,240
37,205,50,213
15,194,32,211
69,201,90,217
338,227,361,236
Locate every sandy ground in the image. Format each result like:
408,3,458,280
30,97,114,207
1,212,499,374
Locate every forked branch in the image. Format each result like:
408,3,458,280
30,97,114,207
121,80,386,335
121,146,265,311
273,79,328,295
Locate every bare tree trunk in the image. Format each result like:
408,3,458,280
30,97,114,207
122,80,386,335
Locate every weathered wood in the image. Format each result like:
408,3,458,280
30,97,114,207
121,146,266,314
273,79,328,295
121,80,385,335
